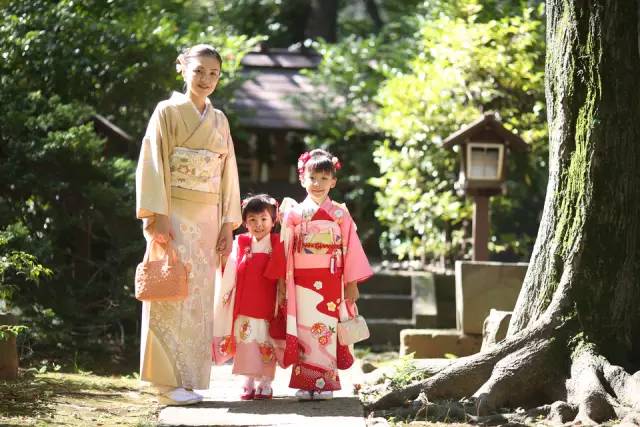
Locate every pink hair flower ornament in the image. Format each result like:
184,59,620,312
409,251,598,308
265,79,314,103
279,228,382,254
331,156,342,171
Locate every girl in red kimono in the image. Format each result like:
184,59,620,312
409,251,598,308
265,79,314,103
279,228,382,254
280,149,373,400
212,194,286,400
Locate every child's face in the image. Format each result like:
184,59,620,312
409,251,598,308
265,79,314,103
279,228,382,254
302,169,336,204
244,209,274,241
183,55,221,100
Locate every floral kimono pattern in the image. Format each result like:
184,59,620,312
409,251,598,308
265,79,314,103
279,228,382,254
281,197,373,391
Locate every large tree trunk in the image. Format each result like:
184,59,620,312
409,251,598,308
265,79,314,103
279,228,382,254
367,2,640,424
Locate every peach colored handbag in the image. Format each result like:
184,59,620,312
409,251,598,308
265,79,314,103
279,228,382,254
134,240,189,302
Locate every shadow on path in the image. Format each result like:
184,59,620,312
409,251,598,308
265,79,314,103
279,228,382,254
159,363,366,426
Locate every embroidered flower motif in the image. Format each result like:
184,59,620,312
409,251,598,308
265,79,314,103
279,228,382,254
239,321,251,341
295,366,301,376
222,291,232,306
326,301,337,312
315,378,326,389
313,281,323,290
218,335,234,356
259,343,275,363
334,209,344,218
318,335,329,346
311,322,328,337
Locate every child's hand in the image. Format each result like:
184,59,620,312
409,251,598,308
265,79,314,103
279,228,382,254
344,282,359,303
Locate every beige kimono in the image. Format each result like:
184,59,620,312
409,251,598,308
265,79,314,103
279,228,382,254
135,91,241,389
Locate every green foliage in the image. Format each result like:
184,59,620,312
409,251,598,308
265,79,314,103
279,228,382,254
205,0,310,48
0,0,259,137
301,0,546,262
0,228,52,340
373,3,547,262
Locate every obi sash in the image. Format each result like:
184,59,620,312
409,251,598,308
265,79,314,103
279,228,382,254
169,147,224,205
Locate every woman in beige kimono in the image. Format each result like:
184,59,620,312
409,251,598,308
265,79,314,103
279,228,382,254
135,44,241,405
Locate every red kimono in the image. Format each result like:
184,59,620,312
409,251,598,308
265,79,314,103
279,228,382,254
212,233,286,380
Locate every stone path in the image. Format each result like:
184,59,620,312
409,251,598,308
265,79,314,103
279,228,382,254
158,362,366,426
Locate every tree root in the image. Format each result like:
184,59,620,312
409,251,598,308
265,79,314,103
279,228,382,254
364,314,640,426
472,336,564,415
366,315,561,411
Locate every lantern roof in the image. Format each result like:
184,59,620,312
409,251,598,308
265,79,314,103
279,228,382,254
442,112,529,152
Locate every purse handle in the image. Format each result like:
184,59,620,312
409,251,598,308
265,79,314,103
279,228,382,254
340,278,358,320
142,239,178,266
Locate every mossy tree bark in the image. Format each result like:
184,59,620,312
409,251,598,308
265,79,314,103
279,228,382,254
367,2,640,424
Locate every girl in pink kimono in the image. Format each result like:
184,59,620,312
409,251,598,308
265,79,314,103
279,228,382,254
212,194,286,400
136,44,241,405
280,149,373,400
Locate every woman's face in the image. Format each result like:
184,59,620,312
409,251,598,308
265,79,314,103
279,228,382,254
183,55,221,100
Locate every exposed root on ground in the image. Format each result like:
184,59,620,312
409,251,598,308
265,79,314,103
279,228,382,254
366,314,561,411
363,318,640,425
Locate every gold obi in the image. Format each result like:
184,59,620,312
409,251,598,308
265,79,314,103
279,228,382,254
169,147,223,205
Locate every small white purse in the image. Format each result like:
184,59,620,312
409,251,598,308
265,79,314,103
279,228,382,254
337,288,370,345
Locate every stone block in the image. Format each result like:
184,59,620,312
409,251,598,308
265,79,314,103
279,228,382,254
363,318,414,350
412,271,457,329
358,293,413,320
363,271,412,295
455,261,527,335
400,328,482,358
412,273,436,318
481,309,512,351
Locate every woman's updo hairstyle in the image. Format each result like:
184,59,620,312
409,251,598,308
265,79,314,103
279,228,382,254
176,44,222,73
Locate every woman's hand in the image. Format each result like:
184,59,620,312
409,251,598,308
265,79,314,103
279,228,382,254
216,223,233,256
149,215,174,244
344,281,359,303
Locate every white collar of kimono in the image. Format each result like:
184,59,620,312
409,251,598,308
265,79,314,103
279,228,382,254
301,196,332,213
251,234,272,253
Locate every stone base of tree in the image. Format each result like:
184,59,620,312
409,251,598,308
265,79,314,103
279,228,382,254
400,329,482,358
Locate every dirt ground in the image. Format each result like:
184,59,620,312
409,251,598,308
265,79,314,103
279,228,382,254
0,370,159,426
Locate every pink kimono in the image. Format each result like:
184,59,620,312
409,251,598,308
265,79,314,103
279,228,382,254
281,197,373,391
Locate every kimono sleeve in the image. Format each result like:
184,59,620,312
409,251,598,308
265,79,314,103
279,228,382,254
136,105,170,219
218,113,242,229
264,238,286,280
212,238,239,364
340,207,374,284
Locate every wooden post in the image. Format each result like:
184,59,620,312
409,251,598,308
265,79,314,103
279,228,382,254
0,313,19,380
472,195,489,261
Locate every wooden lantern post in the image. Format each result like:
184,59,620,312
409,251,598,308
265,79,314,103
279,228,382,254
442,112,528,261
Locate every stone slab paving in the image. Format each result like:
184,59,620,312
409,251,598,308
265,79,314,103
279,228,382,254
159,362,366,426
